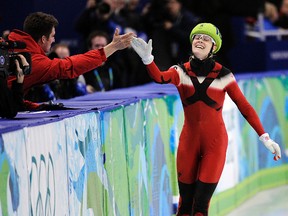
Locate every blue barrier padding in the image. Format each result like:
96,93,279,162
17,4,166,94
0,83,177,134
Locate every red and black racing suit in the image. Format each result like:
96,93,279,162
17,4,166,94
145,57,265,216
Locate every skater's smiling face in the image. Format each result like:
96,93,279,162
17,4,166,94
191,34,217,60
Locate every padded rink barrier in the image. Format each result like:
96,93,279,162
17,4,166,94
0,71,287,216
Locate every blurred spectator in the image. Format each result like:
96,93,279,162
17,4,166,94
116,0,151,86
51,43,70,58
118,0,147,40
162,0,201,64
274,0,288,28
76,0,150,87
106,0,126,14
142,0,201,69
83,31,123,92
2,29,10,40
267,0,283,10
265,1,280,22
74,0,126,52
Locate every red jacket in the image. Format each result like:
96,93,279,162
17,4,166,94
8,29,107,94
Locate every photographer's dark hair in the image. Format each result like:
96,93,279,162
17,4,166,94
23,12,59,42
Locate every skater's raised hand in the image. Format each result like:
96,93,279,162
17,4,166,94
259,133,281,161
131,37,154,65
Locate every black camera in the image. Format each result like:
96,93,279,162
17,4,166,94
96,2,111,16
0,38,31,77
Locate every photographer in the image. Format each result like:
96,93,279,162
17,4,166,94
0,54,28,118
7,11,134,110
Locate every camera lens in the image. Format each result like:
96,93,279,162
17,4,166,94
97,2,111,15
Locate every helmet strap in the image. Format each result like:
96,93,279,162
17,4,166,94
208,44,214,57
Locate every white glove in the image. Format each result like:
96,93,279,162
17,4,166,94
131,37,154,65
259,133,281,161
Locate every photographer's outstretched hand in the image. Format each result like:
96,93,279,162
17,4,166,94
131,37,154,65
104,28,135,58
112,28,134,50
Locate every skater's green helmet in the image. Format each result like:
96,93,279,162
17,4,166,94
189,23,222,53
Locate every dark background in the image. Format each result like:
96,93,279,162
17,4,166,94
1,0,288,73
0,0,86,54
